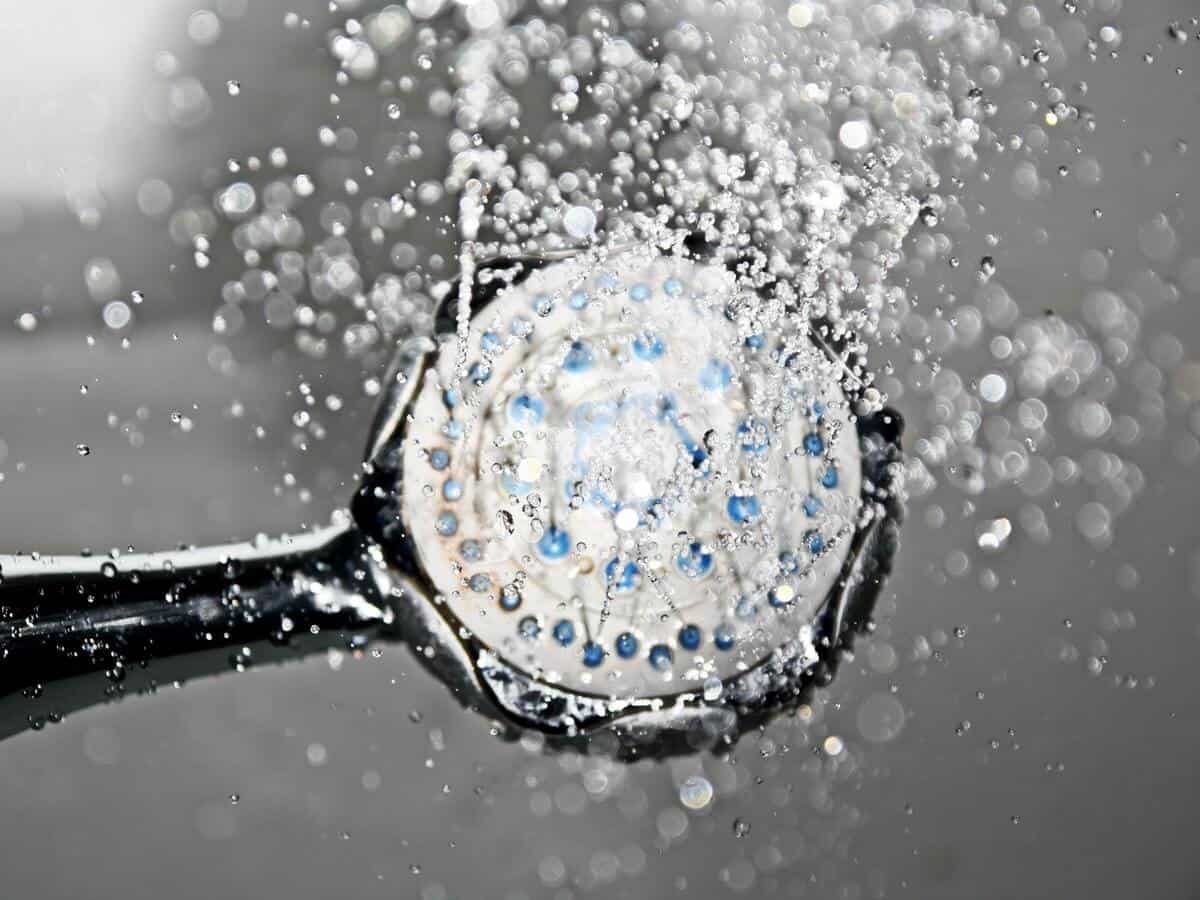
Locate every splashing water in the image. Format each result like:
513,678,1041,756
3,0,1197,895
182,7,1091,528
195,3,981,467
153,0,1188,699
81,0,1200,759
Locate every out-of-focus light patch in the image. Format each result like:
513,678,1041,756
464,0,502,32
84,257,122,303
136,178,174,217
186,9,221,45
678,775,713,810
1173,361,1200,403
217,182,256,218
979,372,1008,404
516,457,543,483
892,91,920,119
614,507,639,531
976,517,1012,552
839,120,873,152
628,474,652,499
563,204,597,240
102,300,133,331
408,0,448,20
787,3,813,28
0,0,187,201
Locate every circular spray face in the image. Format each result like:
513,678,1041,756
399,245,864,702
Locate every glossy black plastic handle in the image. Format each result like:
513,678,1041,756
0,526,390,735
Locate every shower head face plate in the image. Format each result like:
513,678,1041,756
399,246,862,702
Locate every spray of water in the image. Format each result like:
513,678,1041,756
140,1,1183,710
104,0,1194,744
9,0,1192,889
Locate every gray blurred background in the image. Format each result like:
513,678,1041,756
1,1,1199,898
